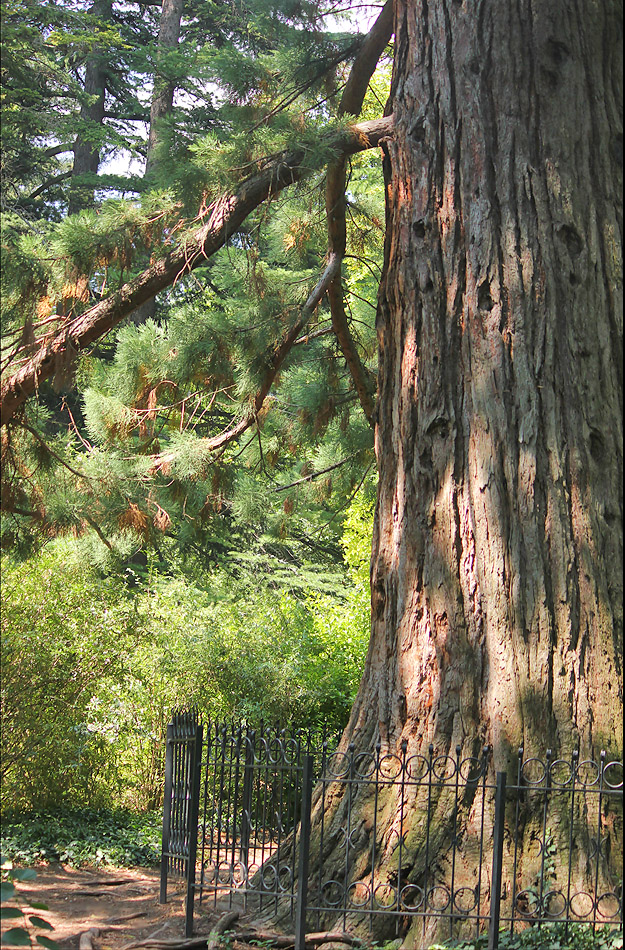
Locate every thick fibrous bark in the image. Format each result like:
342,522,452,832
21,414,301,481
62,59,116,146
0,117,393,427
329,0,622,941
352,0,622,772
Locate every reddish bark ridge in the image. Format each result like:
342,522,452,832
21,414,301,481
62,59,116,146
319,1,622,945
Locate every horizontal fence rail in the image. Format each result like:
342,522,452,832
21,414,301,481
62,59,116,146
160,717,623,948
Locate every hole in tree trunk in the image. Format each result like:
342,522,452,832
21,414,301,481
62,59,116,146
478,281,494,311
558,224,584,258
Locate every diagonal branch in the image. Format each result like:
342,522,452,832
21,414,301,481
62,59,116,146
0,117,393,428
326,0,394,427
150,254,342,471
272,451,360,492
25,172,73,202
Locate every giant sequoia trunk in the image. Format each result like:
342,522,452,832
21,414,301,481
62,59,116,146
318,0,622,943
360,0,623,771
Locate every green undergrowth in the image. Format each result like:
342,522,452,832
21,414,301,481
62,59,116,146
0,809,161,868
426,922,623,949
210,926,624,950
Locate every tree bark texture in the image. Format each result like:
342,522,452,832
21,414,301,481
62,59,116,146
145,0,184,175
361,0,622,780
68,0,113,215
320,0,622,942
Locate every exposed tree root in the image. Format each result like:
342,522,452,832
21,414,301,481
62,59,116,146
78,927,100,950
120,908,368,950
206,911,241,950
80,878,137,886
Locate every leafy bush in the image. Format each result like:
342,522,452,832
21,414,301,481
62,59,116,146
0,809,161,868
0,550,146,813
0,860,58,948
1,486,374,813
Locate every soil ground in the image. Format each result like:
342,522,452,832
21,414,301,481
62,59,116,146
1,864,250,949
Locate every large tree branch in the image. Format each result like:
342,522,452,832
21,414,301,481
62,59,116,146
26,172,73,202
0,116,393,428
326,0,394,428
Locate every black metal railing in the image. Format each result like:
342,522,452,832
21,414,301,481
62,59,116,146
160,717,623,949
159,708,203,936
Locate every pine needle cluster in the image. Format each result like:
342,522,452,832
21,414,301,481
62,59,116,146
1,0,389,598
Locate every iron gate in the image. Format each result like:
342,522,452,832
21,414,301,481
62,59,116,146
159,709,203,937
160,716,623,948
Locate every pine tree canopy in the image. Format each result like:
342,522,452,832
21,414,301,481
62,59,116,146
0,0,394,585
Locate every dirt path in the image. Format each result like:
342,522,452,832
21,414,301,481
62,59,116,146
2,864,233,950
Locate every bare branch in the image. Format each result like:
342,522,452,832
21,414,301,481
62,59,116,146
26,172,73,202
293,325,334,345
18,421,92,480
272,452,359,492
325,0,394,427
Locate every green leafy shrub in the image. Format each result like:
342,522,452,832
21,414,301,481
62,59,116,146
0,550,146,813
0,810,161,868
1,484,374,813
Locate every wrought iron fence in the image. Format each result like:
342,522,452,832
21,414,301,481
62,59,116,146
159,708,203,936
197,721,315,920
160,716,623,949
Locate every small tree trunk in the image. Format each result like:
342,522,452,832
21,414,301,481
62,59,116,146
68,0,112,215
145,0,184,176
131,0,184,325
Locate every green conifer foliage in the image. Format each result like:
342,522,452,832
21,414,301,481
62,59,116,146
1,0,391,597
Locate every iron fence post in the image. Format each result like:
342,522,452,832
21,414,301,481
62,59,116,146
295,754,314,950
185,723,204,938
488,771,507,950
240,732,255,871
159,721,174,904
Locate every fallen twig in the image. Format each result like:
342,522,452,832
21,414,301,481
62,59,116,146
120,935,212,949
122,930,365,950
74,890,114,897
80,878,137,886
120,923,179,950
103,911,148,925
234,932,364,948
118,911,364,950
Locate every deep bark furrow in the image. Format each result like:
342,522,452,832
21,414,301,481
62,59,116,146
333,3,622,941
